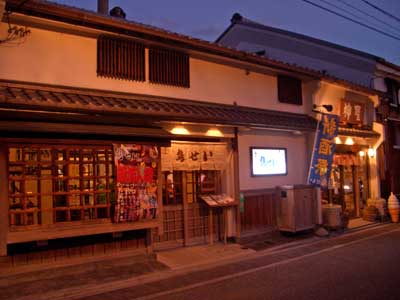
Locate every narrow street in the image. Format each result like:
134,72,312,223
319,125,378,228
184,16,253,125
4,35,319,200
79,224,400,300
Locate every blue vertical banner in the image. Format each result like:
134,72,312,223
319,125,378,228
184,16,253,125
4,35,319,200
308,114,339,187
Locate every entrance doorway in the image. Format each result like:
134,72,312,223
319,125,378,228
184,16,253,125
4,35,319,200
329,150,369,218
155,170,223,246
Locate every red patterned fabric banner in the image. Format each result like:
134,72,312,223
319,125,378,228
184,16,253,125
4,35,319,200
113,144,159,223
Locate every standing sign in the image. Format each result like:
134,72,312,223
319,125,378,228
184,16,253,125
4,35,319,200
113,144,159,223
308,114,339,187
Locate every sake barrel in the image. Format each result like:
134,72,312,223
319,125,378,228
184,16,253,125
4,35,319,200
388,192,399,223
363,206,377,222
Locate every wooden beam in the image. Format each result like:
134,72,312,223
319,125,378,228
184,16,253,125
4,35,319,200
182,172,189,246
0,143,8,256
233,128,241,239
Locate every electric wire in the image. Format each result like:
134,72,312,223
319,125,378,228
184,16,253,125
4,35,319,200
361,0,400,24
317,0,400,37
336,0,400,36
300,0,400,42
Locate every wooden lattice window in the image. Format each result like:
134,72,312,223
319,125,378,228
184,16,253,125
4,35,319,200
8,145,115,227
162,171,183,205
187,171,221,203
278,75,303,105
149,47,190,88
97,36,145,81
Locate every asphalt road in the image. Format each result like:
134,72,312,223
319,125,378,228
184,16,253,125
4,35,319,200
81,224,400,300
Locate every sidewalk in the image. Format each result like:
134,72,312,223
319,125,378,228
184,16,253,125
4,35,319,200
0,222,393,300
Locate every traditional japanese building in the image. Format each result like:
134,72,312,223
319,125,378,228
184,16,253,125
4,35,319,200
0,1,384,264
217,13,384,219
374,60,400,199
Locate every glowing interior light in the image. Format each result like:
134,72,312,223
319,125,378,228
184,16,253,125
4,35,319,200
344,185,351,190
206,128,223,137
345,137,354,145
359,150,365,157
368,147,375,158
170,126,189,135
335,137,342,144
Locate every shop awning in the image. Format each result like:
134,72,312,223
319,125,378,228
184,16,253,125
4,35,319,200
0,80,317,131
0,120,172,138
338,126,380,138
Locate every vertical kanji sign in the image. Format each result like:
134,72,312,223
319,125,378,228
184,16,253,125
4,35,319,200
308,114,339,187
340,99,365,125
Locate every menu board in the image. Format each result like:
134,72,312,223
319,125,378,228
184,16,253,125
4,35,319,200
200,194,236,207
113,144,159,223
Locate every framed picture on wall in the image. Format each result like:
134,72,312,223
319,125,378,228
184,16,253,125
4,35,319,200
250,147,287,176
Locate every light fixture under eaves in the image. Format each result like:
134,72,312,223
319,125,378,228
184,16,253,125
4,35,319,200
368,147,375,158
206,128,224,137
345,137,354,145
170,126,189,135
335,137,342,144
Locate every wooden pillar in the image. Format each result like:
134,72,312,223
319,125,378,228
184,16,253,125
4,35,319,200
353,165,360,217
209,208,213,245
157,153,164,236
0,1,5,22
0,144,8,256
182,172,189,246
145,228,153,254
233,128,241,239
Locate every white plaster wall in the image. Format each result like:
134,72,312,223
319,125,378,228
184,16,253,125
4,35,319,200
0,23,306,114
238,130,308,190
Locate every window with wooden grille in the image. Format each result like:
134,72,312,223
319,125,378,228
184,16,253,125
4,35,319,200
8,145,115,227
149,47,190,88
97,36,145,81
162,170,221,205
162,171,183,205
385,78,399,107
277,75,303,105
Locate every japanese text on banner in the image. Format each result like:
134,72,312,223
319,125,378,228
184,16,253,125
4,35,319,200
308,114,339,187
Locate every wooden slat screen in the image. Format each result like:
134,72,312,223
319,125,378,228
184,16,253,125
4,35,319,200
149,47,190,88
97,36,145,82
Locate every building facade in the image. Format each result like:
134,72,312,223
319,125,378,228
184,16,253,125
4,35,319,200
0,0,329,260
0,1,389,264
217,13,383,219
374,61,400,198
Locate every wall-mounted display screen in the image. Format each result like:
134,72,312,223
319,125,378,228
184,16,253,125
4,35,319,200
250,147,287,176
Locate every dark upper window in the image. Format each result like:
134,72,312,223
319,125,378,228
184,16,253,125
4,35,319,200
277,75,303,105
385,78,399,107
149,47,190,88
97,36,145,82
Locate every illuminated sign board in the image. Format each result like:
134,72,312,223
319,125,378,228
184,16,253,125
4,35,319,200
250,147,287,176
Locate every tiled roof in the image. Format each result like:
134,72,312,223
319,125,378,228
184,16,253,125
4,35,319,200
5,0,382,96
223,13,379,61
0,81,317,131
338,127,380,138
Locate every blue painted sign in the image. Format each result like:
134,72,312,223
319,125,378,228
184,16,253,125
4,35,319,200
308,114,339,187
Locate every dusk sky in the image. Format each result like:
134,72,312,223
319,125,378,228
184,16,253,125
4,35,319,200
54,0,400,64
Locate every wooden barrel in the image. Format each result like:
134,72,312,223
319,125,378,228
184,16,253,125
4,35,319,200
363,206,377,222
322,204,342,228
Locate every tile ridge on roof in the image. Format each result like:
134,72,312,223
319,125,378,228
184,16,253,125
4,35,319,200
6,1,381,96
230,13,380,61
